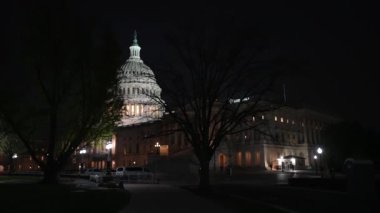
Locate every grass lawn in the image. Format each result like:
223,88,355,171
0,175,41,182
0,179,130,213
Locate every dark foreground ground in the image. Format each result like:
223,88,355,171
0,176,129,213
186,183,378,213
184,170,380,213
1,170,379,213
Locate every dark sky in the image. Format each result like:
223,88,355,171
2,1,379,130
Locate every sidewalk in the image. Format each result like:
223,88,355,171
118,183,234,213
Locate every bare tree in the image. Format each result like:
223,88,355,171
0,1,123,183
152,23,284,190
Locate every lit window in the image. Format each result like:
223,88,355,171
274,116,278,121
292,120,295,125
261,115,265,120
302,122,304,127
280,117,284,123
252,116,255,122
286,119,289,123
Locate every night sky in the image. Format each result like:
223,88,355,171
1,1,379,131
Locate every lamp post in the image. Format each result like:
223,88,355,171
154,142,160,155
11,153,18,173
317,147,323,178
106,142,112,175
313,155,318,175
79,149,86,173
154,142,160,182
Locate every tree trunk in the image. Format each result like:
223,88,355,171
41,165,60,184
199,159,210,191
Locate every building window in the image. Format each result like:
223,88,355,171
136,105,140,116
280,117,284,123
286,119,289,123
245,152,252,167
292,120,295,125
261,115,265,120
274,116,278,121
252,116,255,122
236,152,242,167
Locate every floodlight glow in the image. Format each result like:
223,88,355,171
277,155,284,163
291,158,296,165
317,147,323,154
313,155,318,159
106,143,112,150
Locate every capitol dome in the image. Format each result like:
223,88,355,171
118,31,164,126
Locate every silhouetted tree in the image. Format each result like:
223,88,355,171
152,20,284,190
0,1,123,183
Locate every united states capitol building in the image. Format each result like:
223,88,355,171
108,32,337,174
1,32,337,174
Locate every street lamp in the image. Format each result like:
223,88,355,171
316,147,323,178
11,153,18,173
313,155,318,175
106,142,112,174
317,147,323,155
79,149,86,173
154,142,160,182
154,142,160,155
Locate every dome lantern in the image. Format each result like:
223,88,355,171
129,30,141,60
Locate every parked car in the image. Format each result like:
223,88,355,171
83,168,104,182
115,167,154,183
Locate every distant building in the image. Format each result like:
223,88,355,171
113,106,338,174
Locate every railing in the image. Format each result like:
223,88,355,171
116,173,157,184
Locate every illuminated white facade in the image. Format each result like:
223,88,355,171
118,31,164,126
